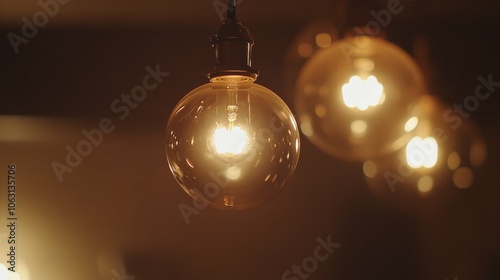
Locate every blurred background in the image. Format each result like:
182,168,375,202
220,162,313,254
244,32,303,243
0,0,499,279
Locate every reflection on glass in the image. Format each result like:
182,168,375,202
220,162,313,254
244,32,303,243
225,166,242,180
342,75,385,111
404,116,419,132
315,33,332,48
351,120,368,137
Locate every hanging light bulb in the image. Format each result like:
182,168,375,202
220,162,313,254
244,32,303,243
166,1,300,209
294,31,426,161
363,95,487,202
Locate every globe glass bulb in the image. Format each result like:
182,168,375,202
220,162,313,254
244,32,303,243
166,76,300,209
363,96,487,204
295,35,426,161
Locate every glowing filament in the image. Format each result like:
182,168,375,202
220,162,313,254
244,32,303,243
406,136,438,169
213,126,249,157
342,75,385,111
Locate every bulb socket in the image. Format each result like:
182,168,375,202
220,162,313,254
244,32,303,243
208,18,259,81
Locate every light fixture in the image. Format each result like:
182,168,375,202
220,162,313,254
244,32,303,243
165,1,300,209
294,31,426,161
363,95,487,200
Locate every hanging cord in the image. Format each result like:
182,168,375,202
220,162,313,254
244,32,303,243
227,0,236,21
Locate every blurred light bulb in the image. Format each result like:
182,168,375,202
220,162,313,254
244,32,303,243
295,35,426,160
363,96,487,204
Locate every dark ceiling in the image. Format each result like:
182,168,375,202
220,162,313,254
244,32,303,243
1,1,500,280
0,0,497,27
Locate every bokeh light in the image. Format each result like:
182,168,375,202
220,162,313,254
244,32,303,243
363,95,487,202
295,35,426,161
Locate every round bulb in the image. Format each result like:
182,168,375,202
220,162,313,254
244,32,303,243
166,76,300,209
295,35,426,161
363,96,487,202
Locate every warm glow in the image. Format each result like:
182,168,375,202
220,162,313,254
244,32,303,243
453,167,474,189
226,166,242,180
0,264,7,280
213,126,250,157
342,75,385,111
298,43,313,58
351,120,367,137
0,264,20,280
404,116,419,132
353,58,375,72
300,122,313,137
406,136,438,169
315,33,332,48
315,104,327,118
417,175,434,193
363,161,377,178
447,152,461,170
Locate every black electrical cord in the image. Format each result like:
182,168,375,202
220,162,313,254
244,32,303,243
227,0,236,21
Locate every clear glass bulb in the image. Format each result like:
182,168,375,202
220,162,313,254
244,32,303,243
363,96,487,203
295,35,426,161
166,76,300,209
